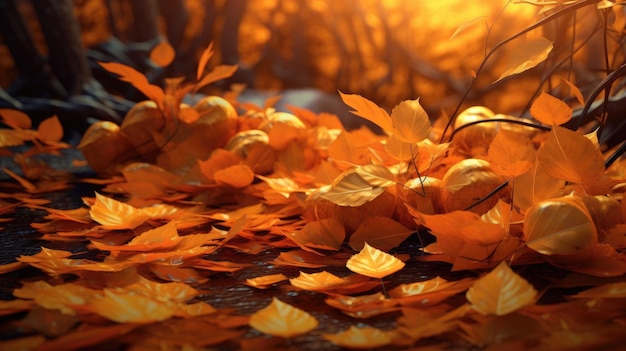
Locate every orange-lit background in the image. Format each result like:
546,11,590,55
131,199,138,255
0,0,620,117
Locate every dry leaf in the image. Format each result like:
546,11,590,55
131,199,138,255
245,273,288,289
346,242,405,279
288,217,345,253
339,91,393,134
495,37,553,83
0,108,32,129
319,169,387,207
89,192,150,230
37,116,63,143
213,164,255,188
487,129,535,178
349,217,413,251
248,297,318,338
390,98,432,143
530,91,572,125
466,261,537,315
322,325,392,349
150,41,176,67
98,62,164,107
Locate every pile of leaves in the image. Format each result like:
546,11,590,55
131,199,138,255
0,38,625,350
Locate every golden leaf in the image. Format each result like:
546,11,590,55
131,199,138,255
319,169,386,207
487,129,535,178
245,273,288,289
289,271,347,291
354,164,396,187
495,37,553,83
248,297,318,338
89,192,150,230
523,196,597,255
530,91,573,125
384,133,416,161
390,98,432,143
339,91,393,134
513,161,565,211
537,125,605,185
322,325,392,349
346,242,405,279
466,261,537,316
90,289,175,323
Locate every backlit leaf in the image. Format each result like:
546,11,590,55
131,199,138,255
391,98,431,143
346,242,405,279
450,16,487,40
98,62,164,107
90,289,175,323
196,43,214,80
487,129,535,178
537,125,605,185
322,325,392,349
384,133,416,161
149,41,175,67
530,91,572,125
339,91,393,134
495,37,553,83
248,297,318,338
289,271,347,291
513,161,565,211
354,164,396,187
466,261,537,315
89,192,150,230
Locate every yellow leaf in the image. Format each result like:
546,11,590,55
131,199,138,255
89,192,150,230
384,133,416,161
90,289,175,323
450,16,487,40
322,325,392,349
513,162,565,211
319,169,386,207
346,242,405,279
391,98,431,143
523,196,597,255
349,217,413,251
530,91,572,125
466,261,537,316
495,37,553,83
354,164,396,188
289,271,347,291
487,129,535,178
149,41,175,67
248,297,318,338
339,91,393,134
537,125,605,185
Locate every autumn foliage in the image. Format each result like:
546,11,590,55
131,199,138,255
1,6,626,351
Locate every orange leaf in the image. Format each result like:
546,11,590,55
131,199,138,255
389,276,475,306
513,161,565,211
98,62,164,107
384,133,416,161
495,36,553,83
487,129,535,178
570,282,626,299
288,217,345,253
318,169,386,207
530,91,572,125
0,108,32,129
90,221,182,253
149,41,175,67
37,116,63,143
339,91,393,134
196,42,214,81
466,261,537,315
349,217,413,251
346,242,405,279
537,125,605,185
89,192,150,230
213,164,255,188
523,195,597,255
322,325,392,349
289,271,347,291
390,98,432,143
194,64,239,92
90,289,175,323
248,297,318,338
245,273,288,289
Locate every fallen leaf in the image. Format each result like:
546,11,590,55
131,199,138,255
349,217,413,251
89,193,150,230
322,325,392,349
248,297,318,338
346,242,405,279
339,91,393,134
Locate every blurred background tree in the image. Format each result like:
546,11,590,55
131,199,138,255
0,0,624,147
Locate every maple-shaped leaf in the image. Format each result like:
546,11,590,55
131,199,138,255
537,125,605,185
322,325,392,349
349,216,414,251
346,242,405,279
0,108,32,129
319,169,387,207
89,192,150,230
37,116,63,143
513,161,565,211
530,91,572,125
466,261,537,316
495,36,553,83
149,40,175,67
390,98,432,143
339,91,393,134
248,297,318,338
89,289,175,323
98,62,164,108
487,129,535,178
523,195,597,256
